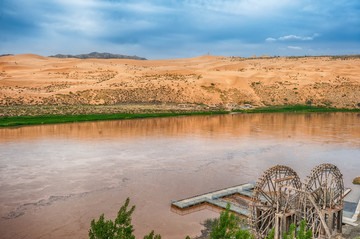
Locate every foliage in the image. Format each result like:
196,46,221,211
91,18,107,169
232,230,254,239
198,218,221,238
0,111,229,127
203,218,220,231
353,177,360,185
89,214,116,239
235,105,360,113
282,223,296,239
282,220,312,239
88,199,313,239
210,204,254,239
143,230,161,239
89,197,160,239
208,204,312,239
265,228,274,239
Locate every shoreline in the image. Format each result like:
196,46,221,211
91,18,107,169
1,105,360,127
237,105,360,113
0,110,229,127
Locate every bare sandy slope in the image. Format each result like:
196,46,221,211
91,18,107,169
1,54,360,108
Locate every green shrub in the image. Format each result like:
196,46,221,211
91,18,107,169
210,204,254,239
209,204,312,239
282,220,312,239
353,177,360,184
143,231,161,239
89,197,161,239
265,228,274,239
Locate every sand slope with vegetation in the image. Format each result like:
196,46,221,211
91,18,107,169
1,54,360,111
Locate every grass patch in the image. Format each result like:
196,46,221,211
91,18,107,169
234,105,360,113
353,177,360,185
0,111,229,127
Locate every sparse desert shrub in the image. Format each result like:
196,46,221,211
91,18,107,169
321,100,332,107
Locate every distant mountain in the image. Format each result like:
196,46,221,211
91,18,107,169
0,54,14,57
49,52,147,60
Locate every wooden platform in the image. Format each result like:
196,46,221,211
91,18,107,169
171,183,254,216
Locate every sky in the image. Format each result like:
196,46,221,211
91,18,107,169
0,0,359,59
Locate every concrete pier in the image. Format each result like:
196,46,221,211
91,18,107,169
171,183,254,216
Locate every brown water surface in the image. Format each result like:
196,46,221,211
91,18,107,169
0,113,360,238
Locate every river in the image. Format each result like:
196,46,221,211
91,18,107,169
0,112,359,238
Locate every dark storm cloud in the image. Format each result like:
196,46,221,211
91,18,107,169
0,0,359,59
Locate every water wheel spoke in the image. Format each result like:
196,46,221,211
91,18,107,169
258,189,275,205
256,209,275,225
258,210,275,233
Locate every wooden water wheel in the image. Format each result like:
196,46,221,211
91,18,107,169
249,165,302,238
301,163,344,237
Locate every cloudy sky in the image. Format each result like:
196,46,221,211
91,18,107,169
1,0,359,59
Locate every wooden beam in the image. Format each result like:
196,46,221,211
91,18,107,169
272,176,295,183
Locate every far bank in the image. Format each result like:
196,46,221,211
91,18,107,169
1,104,360,127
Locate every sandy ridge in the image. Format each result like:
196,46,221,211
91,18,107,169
1,54,360,108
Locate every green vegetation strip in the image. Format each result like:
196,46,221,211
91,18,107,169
0,111,229,127
353,177,360,185
236,105,360,113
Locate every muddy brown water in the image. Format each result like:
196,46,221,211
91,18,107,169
0,112,360,238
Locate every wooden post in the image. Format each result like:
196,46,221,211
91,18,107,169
275,213,280,239
327,210,334,235
308,193,332,237
337,210,342,233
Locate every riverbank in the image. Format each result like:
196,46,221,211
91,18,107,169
1,105,360,127
237,105,360,113
0,105,356,127
0,110,228,127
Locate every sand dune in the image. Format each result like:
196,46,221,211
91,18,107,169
1,54,360,108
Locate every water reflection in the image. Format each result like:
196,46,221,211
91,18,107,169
1,113,360,144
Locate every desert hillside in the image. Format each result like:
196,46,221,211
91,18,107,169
1,54,360,109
